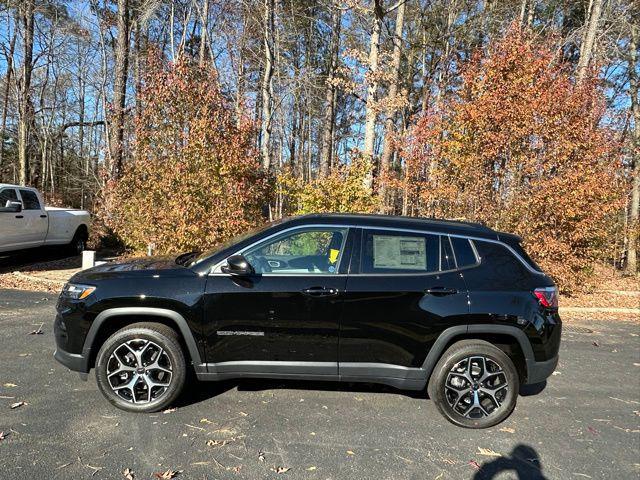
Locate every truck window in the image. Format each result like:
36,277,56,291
19,189,41,210
0,188,18,207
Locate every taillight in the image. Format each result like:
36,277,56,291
533,287,558,308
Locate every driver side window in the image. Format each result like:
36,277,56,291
244,228,348,274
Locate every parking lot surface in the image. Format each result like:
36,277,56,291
0,289,638,479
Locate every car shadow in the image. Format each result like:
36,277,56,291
175,377,426,408
519,381,547,396
473,444,548,480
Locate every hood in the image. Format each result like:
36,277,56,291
70,255,195,282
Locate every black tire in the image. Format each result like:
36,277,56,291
95,323,186,413
67,228,87,256
428,340,519,429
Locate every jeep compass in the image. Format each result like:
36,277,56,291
54,214,561,428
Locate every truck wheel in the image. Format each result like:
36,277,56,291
95,323,186,413
428,340,519,429
67,229,86,256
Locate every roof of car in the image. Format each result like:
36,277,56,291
280,213,500,240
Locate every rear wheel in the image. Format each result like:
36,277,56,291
428,340,519,428
95,323,186,413
67,228,87,256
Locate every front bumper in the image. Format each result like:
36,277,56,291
525,354,559,384
54,347,89,373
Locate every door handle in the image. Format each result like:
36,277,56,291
40,214,47,218
425,287,458,296
302,286,339,297
15,215,23,219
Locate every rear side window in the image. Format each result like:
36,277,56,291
19,189,40,210
440,236,455,270
450,237,478,267
0,188,18,207
362,229,439,274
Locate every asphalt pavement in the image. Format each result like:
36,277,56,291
0,289,638,480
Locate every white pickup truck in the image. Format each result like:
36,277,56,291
0,184,90,254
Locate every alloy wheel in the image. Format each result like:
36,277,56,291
444,355,508,419
106,339,173,404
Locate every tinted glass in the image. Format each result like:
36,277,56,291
362,229,439,274
440,236,455,271
0,188,18,207
451,237,477,267
244,228,347,274
473,240,530,284
19,189,40,210
504,240,542,272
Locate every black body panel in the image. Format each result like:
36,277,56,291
53,213,561,389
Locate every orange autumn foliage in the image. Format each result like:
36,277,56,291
104,54,269,253
396,27,624,292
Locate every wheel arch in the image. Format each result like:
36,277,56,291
422,325,534,383
83,307,204,372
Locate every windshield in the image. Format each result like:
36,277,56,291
188,221,278,266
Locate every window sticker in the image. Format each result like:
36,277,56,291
373,235,426,270
329,248,340,264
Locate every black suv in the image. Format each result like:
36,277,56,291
54,214,561,428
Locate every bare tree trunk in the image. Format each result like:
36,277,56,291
627,23,639,274
319,5,341,178
260,0,275,171
17,0,35,185
576,0,603,84
363,0,384,189
379,0,406,206
0,24,16,172
109,0,130,179
199,0,209,66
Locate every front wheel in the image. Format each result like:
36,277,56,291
95,323,186,413
428,340,519,428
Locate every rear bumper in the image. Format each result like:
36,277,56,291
525,354,558,385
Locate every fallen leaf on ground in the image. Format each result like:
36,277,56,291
10,401,26,409
162,408,177,414
551,371,561,376
0,431,7,441
587,426,598,435
477,447,501,457
199,418,213,424
206,439,234,448
469,460,481,470
499,427,515,433
258,451,265,462
306,466,317,471
3,383,17,387
153,470,182,479
346,450,355,455
633,411,640,416
592,341,600,347
28,324,44,335
122,467,134,480
271,466,291,474
238,411,248,416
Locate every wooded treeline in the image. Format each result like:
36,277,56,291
0,0,638,288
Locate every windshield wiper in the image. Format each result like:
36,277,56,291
175,251,200,266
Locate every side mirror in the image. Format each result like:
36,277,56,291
222,254,255,276
0,201,22,213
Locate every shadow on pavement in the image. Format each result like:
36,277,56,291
176,377,426,408
519,381,547,396
474,444,548,480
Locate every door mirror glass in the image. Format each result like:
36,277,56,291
0,201,22,213
222,254,255,276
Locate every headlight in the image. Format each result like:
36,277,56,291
61,283,96,300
